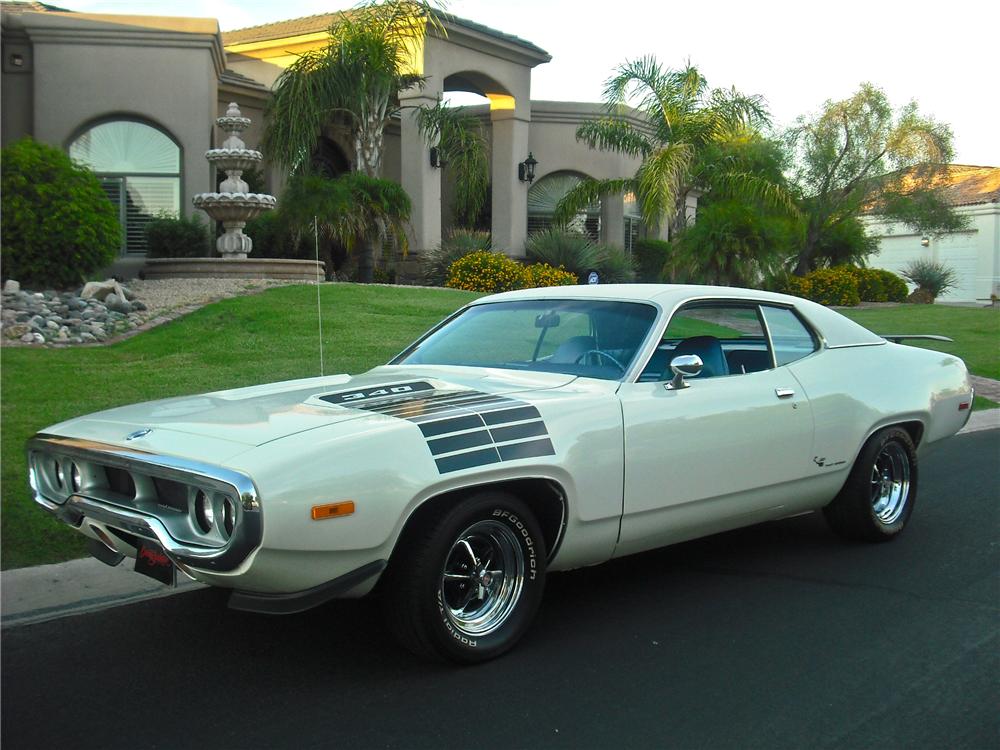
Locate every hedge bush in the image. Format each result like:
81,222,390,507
423,229,491,286
800,267,860,306
445,251,524,293
633,239,670,282
445,252,579,293
145,214,212,258
1,138,120,287
244,211,308,259
842,266,908,303
522,262,577,289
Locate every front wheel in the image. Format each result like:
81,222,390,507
823,426,918,542
382,492,547,663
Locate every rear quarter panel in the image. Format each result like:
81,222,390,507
788,343,971,475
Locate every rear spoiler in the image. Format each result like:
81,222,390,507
880,334,953,343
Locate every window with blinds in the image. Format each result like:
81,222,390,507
70,120,181,256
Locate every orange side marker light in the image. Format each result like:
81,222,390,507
311,501,356,520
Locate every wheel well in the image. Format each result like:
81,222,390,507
893,420,925,448
393,479,567,563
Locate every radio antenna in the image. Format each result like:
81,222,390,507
314,215,324,376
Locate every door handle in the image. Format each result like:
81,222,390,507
775,388,795,399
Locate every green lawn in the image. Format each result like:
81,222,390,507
1,290,996,570
1,284,477,569
840,305,1000,381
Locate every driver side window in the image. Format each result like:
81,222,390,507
639,304,769,381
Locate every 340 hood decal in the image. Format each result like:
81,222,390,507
333,385,555,474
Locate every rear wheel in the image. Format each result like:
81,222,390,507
823,426,918,542
382,491,546,663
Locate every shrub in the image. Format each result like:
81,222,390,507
446,251,524,293
245,210,308,259
633,239,670,282
900,259,958,299
878,269,909,302
522,263,577,289
1,138,120,287
423,229,491,286
595,244,637,283
802,267,860,306
778,274,811,299
145,213,212,258
525,228,601,282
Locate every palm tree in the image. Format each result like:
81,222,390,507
555,57,792,239
415,102,489,228
263,0,441,280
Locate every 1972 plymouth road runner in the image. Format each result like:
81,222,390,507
28,284,974,662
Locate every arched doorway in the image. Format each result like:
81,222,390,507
528,171,601,240
68,118,181,256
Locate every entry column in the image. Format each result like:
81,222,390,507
490,106,530,257
399,90,441,253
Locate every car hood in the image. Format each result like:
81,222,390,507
41,366,579,453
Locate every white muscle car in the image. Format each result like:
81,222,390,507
28,285,974,662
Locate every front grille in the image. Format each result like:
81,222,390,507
30,447,240,550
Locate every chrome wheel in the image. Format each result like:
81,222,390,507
870,441,911,524
440,520,525,637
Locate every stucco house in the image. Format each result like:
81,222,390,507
1,1,660,278
863,165,1000,303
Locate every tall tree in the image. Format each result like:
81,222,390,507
554,58,791,237
669,135,800,286
785,83,966,275
263,0,441,280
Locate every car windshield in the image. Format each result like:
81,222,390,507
393,299,659,380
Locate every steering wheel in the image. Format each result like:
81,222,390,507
574,349,626,373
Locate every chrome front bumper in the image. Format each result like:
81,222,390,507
28,434,263,573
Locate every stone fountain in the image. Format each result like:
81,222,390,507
143,102,324,280
193,102,275,258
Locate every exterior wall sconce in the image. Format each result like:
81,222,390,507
10,53,24,67
518,152,537,183
920,236,930,247
429,146,446,169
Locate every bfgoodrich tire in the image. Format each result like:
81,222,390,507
823,426,918,542
382,492,547,664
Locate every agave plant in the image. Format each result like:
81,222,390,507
900,259,958,299
525,228,602,282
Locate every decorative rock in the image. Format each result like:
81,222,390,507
105,293,132,314
45,320,60,331
5,323,30,339
80,279,125,301
20,333,35,343
3,279,20,293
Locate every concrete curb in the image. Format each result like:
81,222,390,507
3,410,997,630
1,556,205,629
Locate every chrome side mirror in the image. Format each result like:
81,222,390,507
666,354,703,390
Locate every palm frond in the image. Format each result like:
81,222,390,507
575,119,653,158
552,177,637,225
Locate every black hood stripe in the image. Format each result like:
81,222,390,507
341,386,555,474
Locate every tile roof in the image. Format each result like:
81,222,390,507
219,68,268,90
0,1,72,13
898,164,1000,207
222,10,547,56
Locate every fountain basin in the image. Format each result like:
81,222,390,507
143,257,326,281
193,193,276,223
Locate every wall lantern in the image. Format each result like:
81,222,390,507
518,152,537,183
920,236,930,247
429,146,447,169
9,53,24,67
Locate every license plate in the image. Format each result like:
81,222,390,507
135,541,176,586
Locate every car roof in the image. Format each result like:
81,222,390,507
474,284,885,348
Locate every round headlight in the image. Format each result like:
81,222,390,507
222,497,236,538
195,490,214,533
55,462,66,489
71,463,82,492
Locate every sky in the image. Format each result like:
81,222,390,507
53,0,998,165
